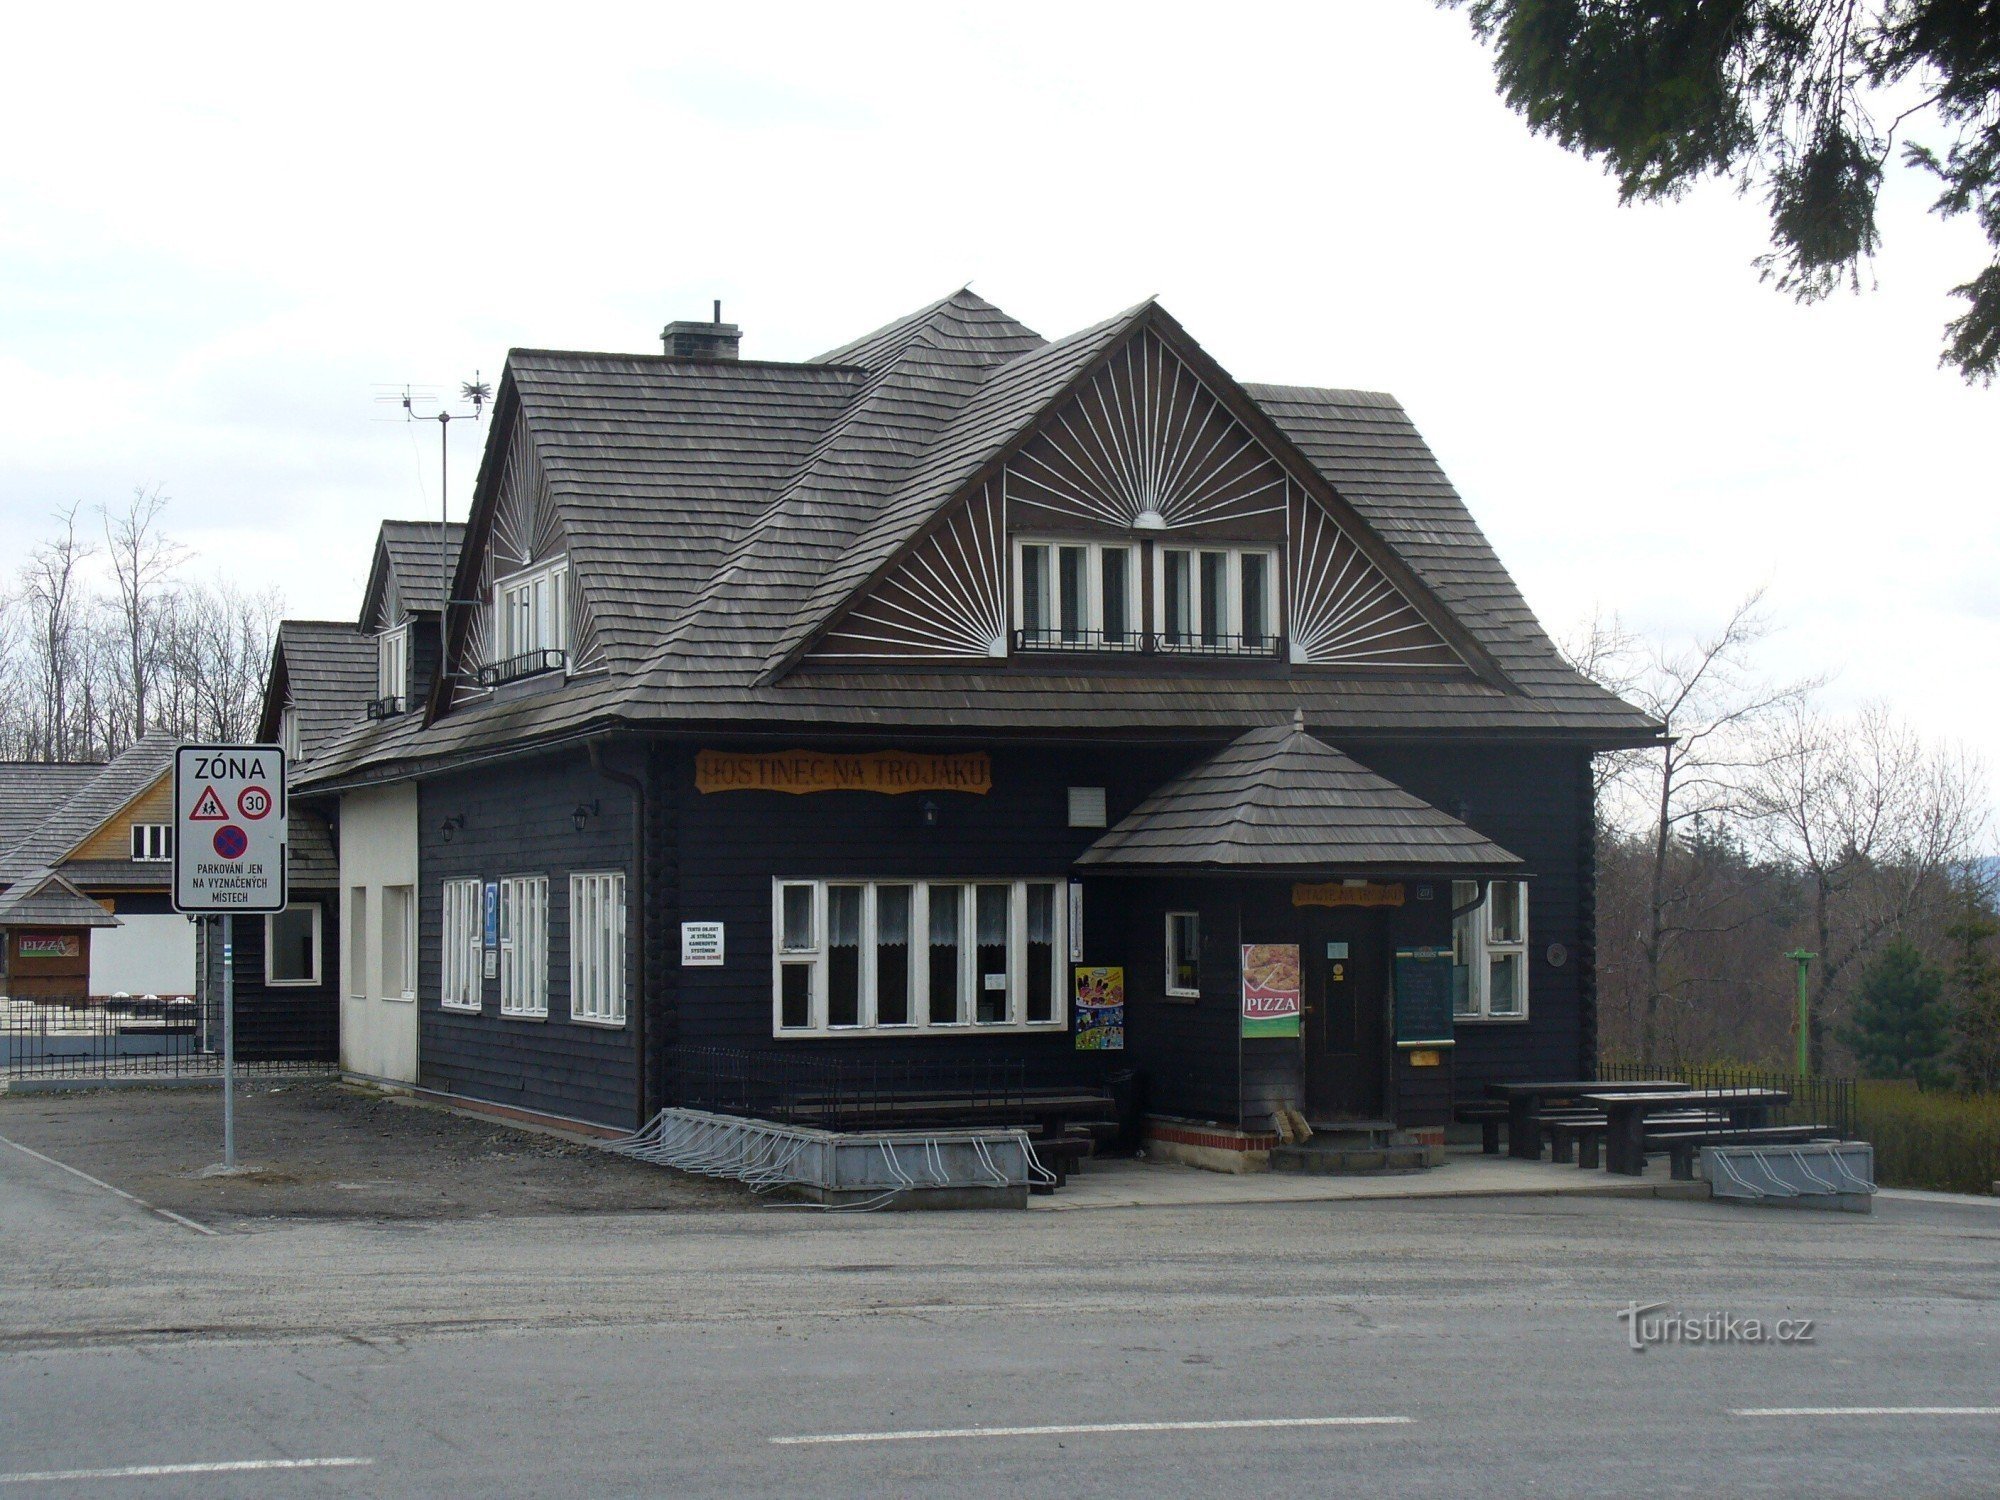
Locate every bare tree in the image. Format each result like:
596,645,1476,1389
1752,705,1990,1071
1572,592,1815,1066
17,505,97,761
99,485,187,744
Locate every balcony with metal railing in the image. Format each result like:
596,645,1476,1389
1011,628,1282,659
476,648,567,688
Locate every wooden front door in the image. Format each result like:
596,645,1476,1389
1303,908,1386,1121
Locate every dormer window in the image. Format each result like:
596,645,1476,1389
1156,545,1277,655
375,624,409,711
279,704,301,763
483,557,569,685
1013,539,1137,651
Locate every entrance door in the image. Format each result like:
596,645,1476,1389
1303,909,1385,1121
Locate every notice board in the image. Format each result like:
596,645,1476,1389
1393,946,1456,1047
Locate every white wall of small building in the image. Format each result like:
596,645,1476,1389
339,782,420,1084
90,913,197,996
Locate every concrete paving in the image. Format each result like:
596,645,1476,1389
3,1092,1996,1497
1034,1146,1690,1210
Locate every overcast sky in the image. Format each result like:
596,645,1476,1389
3,3,1993,815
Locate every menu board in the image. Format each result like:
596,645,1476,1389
1393,946,1456,1046
1074,966,1125,1050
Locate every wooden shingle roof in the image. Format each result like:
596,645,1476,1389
0,763,102,853
297,293,1660,791
1076,722,1523,876
0,869,122,928
0,736,177,888
260,620,375,762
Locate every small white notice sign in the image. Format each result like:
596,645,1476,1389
681,921,725,966
173,743,288,914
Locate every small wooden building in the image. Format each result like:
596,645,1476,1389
299,293,1658,1158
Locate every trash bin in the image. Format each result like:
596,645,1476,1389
1106,1067,1149,1156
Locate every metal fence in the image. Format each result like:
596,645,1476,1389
1598,1060,1857,1140
0,993,337,1081
677,1046,1044,1131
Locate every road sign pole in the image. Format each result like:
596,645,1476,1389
222,913,236,1170
1785,948,1816,1077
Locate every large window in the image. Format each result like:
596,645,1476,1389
265,904,321,986
1014,539,1137,649
377,624,409,703
441,878,483,1012
1156,545,1278,653
381,885,415,1000
495,559,569,662
772,878,1066,1036
1452,880,1529,1020
130,824,173,862
569,872,626,1026
499,875,549,1018
1165,911,1201,997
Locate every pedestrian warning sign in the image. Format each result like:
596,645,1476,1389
173,744,287,914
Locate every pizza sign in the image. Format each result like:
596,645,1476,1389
1241,943,1302,1038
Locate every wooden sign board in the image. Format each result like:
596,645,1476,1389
1293,882,1405,908
695,750,991,796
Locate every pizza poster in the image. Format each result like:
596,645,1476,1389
1241,943,1302,1038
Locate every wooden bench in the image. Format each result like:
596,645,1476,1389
1030,1134,1094,1194
1646,1124,1838,1180
1551,1110,1729,1168
1454,1101,1511,1155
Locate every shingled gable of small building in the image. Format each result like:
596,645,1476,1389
1077,721,1523,876
0,734,178,889
257,620,376,759
294,294,1659,793
0,763,102,853
361,520,467,632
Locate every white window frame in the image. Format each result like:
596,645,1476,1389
498,874,549,1019
279,704,302,764
1011,537,1139,649
770,877,1067,1037
264,903,322,987
380,884,416,1001
1164,911,1201,997
494,558,570,663
1452,880,1530,1021
377,622,410,702
440,878,483,1012
569,871,627,1027
130,824,173,862
1153,544,1279,649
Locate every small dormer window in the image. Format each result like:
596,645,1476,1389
377,624,409,702
279,704,301,763
495,559,569,663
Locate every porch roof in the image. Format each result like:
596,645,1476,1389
1075,721,1523,877
0,870,123,928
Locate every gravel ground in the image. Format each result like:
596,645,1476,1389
0,1080,747,1223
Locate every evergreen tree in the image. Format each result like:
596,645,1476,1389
1840,939,1950,1079
1945,883,2000,1092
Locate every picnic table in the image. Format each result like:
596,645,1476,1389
1582,1087,1792,1175
1486,1080,1688,1160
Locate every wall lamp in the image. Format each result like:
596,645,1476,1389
920,797,940,828
571,799,601,833
439,814,467,843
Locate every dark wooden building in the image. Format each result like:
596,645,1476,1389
299,293,1658,1158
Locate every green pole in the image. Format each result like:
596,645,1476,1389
1785,949,1816,1077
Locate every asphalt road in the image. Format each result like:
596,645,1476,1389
3,1131,1998,1497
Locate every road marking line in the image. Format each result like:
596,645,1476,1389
772,1416,1412,1446
0,1458,371,1484
0,1134,218,1237
1733,1407,2000,1418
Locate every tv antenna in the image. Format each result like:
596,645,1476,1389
376,375,490,635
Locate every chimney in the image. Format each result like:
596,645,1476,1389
660,300,741,360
